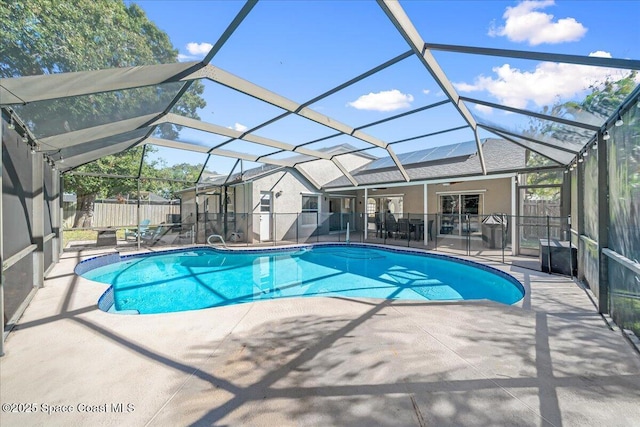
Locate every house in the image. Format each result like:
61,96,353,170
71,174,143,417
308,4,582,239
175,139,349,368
178,145,375,243
324,138,535,245
178,138,548,250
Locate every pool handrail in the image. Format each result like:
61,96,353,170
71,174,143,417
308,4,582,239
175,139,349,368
207,234,227,248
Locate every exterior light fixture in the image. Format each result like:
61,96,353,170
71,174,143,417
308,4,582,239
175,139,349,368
578,156,584,163
582,150,588,157
30,146,36,154
59,154,64,163
22,135,28,143
615,114,624,127
603,130,611,141
592,141,598,150
564,169,568,174
8,116,15,130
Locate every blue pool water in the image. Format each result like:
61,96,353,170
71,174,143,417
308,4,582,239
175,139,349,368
78,245,524,314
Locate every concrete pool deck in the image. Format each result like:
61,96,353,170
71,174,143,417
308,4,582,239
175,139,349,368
1,246,639,426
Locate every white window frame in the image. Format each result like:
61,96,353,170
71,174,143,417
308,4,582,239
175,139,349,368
301,194,320,227
437,191,485,236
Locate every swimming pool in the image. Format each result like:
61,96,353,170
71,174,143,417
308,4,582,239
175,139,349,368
77,244,525,314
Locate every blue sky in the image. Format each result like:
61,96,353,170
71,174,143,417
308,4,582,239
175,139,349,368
132,0,640,172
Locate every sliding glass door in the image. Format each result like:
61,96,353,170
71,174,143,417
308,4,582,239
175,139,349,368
438,193,483,236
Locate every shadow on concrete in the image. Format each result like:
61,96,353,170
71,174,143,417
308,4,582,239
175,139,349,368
16,248,640,426
178,298,640,426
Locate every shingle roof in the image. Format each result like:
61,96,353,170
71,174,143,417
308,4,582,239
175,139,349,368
323,139,525,188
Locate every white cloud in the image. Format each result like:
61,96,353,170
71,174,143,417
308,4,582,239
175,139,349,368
422,89,431,95
488,1,587,45
452,82,477,92
452,51,630,109
347,89,414,112
474,104,494,115
177,53,197,62
233,123,248,132
186,42,213,56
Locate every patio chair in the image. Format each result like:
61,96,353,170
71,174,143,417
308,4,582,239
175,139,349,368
375,214,383,238
124,219,151,240
141,223,171,245
385,211,397,238
395,218,410,239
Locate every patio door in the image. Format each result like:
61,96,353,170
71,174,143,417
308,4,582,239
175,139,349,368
328,197,356,232
438,193,482,236
259,192,272,241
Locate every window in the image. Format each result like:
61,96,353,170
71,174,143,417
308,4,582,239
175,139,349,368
367,196,404,217
367,198,376,217
225,187,235,218
438,192,484,235
301,195,319,226
260,193,271,212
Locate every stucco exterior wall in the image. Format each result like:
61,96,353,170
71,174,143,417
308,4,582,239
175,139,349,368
233,183,249,214
353,177,514,216
228,183,251,242
428,178,512,215
249,171,318,242
179,175,513,243
249,171,316,214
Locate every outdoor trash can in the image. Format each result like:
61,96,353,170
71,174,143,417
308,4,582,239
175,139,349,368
539,239,577,276
482,213,507,248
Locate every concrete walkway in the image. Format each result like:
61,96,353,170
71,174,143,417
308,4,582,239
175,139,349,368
1,246,639,426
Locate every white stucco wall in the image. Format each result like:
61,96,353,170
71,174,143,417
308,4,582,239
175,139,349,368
248,171,318,242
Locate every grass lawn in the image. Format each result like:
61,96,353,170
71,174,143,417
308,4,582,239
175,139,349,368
62,229,126,248
63,229,97,248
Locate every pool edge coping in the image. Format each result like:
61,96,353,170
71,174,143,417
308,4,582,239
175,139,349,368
77,243,526,314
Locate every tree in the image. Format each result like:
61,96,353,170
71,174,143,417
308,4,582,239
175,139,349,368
1,1,178,76
140,162,208,201
1,0,206,226
64,148,147,227
525,71,637,142
65,150,213,226
580,71,637,119
517,72,638,216
523,72,637,149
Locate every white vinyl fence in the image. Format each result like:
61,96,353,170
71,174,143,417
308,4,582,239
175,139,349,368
63,200,179,228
